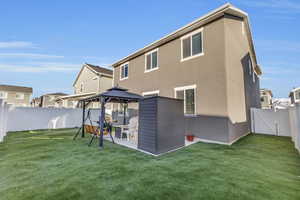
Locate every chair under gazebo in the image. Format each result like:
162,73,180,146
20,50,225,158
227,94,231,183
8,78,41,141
74,86,143,148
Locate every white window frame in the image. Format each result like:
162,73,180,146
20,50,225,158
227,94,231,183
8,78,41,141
248,58,252,75
180,28,204,62
174,84,197,116
16,93,24,100
80,82,84,92
142,90,160,97
145,48,159,73
241,21,245,35
252,70,256,83
295,90,300,102
0,91,8,99
120,62,129,81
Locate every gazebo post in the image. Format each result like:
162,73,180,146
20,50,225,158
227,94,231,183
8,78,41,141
123,103,127,125
99,97,106,148
81,102,86,138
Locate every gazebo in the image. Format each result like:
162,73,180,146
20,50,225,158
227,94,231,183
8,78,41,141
74,87,143,148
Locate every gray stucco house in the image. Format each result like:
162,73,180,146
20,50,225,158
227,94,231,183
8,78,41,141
111,3,262,145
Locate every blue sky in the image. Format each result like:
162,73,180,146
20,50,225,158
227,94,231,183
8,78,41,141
0,0,299,98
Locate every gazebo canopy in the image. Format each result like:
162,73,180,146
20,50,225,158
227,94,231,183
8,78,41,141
79,86,143,104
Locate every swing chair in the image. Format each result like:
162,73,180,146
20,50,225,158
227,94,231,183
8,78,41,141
74,86,143,149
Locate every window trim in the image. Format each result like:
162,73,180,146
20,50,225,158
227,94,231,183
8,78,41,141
120,62,129,81
295,90,300,102
180,28,204,62
0,91,8,99
241,21,245,35
142,90,160,97
16,93,24,100
145,48,159,73
80,82,84,92
174,84,197,116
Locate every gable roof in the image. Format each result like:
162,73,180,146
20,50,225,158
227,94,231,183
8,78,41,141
0,84,33,93
111,3,262,75
43,93,68,96
73,63,113,86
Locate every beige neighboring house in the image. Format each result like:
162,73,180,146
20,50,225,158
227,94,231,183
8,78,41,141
56,63,113,109
39,93,68,108
0,84,32,107
260,89,273,109
289,87,300,105
31,97,42,107
112,3,262,144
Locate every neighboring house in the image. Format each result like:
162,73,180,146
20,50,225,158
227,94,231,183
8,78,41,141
0,84,32,107
272,98,291,110
56,63,113,109
40,93,68,108
112,3,262,144
31,97,42,107
260,89,273,109
289,87,300,105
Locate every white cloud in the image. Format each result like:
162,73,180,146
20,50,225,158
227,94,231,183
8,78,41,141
0,41,36,49
256,39,300,53
0,53,64,59
0,63,80,73
241,0,300,12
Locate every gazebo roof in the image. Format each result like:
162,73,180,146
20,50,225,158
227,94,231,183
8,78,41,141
79,87,143,103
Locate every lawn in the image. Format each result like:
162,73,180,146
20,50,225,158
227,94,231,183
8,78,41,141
0,129,300,200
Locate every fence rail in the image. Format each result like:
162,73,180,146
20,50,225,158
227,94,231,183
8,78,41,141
0,100,101,142
251,104,300,152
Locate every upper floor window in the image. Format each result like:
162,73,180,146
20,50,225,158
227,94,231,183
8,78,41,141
80,82,84,92
0,91,7,99
295,90,300,100
181,28,203,61
120,63,129,80
145,49,158,72
248,58,252,75
16,93,24,100
175,85,196,115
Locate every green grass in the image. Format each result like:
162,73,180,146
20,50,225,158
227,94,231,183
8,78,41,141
0,129,300,200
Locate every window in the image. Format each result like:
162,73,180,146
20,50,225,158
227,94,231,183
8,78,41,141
175,85,196,115
80,82,84,92
142,90,159,98
120,63,129,80
145,49,158,72
295,91,300,100
0,91,7,99
248,58,252,75
181,28,203,61
241,21,245,35
252,71,256,83
16,93,24,100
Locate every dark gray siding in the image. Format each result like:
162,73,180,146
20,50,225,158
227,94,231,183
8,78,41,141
157,97,185,154
241,53,260,131
138,98,157,154
138,96,185,155
185,115,229,143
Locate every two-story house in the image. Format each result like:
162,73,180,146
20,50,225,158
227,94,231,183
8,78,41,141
111,3,262,144
0,84,32,107
56,63,113,109
40,93,68,108
289,87,300,105
260,89,273,109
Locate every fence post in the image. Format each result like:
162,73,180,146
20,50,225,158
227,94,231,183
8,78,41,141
295,103,300,152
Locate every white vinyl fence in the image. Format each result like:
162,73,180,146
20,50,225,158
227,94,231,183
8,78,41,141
251,104,300,152
0,100,100,142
